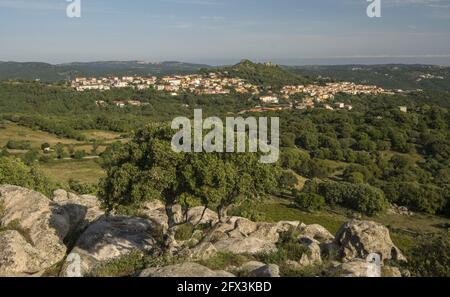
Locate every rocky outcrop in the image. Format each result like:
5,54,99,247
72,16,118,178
213,237,277,255
139,262,234,277
189,242,218,260
298,237,322,267
335,220,406,262
238,261,266,274
62,216,157,276
0,185,409,278
334,259,381,277
248,264,280,277
388,204,414,216
206,217,280,255
0,230,45,276
52,189,104,236
0,186,71,275
142,202,195,231
298,224,334,243
186,206,219,226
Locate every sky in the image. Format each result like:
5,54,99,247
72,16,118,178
1,0,450,65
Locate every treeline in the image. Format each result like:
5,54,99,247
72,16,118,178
276,95,450,217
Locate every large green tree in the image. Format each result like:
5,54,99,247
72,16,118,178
99,124,279,251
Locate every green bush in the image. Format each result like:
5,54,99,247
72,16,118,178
68,179,98,195
0,156,54,196
294,192,325,212
382,182,447,215
174,223,195,241
404,233,450,277
87,251,147,277
6,140,31,150
73,150,87,160
318,181,388,216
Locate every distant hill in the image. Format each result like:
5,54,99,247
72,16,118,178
289,64,450,92
217,60,313,89
0,61,212,82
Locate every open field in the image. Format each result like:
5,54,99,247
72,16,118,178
0,122,120,155
81,130,124,142
0,122,83,148
40,159,105,184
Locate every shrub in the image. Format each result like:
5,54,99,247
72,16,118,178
279,170,298,192
68,179,98,195
256,230,309,264
73,150,87,160
0,156,54,196
404,233,450,277
294,192,325,212
87,251,147,277
199,252,251,271
6,140,31,150
382,182,447,215
318,181,388,216
174,223,195,241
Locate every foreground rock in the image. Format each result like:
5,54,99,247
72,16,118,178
0,186,70,275
334,259,381,277
52,189,104,236
139,262,234,277
298,224,334,243
206,217,280,255
248,264,280,277
298,237,322,267
62,216,157,276
0,230,44,276
335,220,406,262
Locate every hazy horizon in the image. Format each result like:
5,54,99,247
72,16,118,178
2,56,450,67
1,0,450,66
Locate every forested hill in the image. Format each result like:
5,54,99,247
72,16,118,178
289,64,450,92
213,60,313,89
0,61,212,82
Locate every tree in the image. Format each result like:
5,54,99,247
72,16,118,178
317,181,388,216
73,150,87,160
23,149,40,165
279,170,298,193
294,192,325,212
55,143,66,159
91,140,100,155
405,233,450,277
99,124,279,253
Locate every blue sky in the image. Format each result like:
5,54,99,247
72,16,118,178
1,0,450,65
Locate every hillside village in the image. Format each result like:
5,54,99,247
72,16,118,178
71,73,394,112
